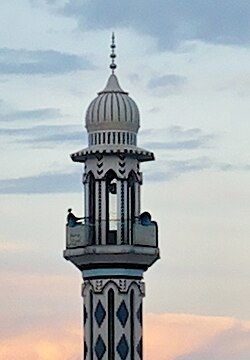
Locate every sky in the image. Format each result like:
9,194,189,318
1,1,250,359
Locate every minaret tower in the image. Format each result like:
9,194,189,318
64,34,160,360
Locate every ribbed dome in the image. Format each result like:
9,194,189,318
85,74,140,133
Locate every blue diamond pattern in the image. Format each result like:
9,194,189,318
116,300,129,327
95,335,106,360
136,338,142,359
94,300,106,327
117,334,129,360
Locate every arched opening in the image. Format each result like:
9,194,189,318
127,171,137,243
105,170,118,244
88,172,95,244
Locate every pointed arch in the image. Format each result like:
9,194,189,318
127,170,139,184
105,169,118,244
127,171,138,244
86,171,95,244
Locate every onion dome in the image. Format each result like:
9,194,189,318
85,74,140,133
71,34,154,162
85,33,140,136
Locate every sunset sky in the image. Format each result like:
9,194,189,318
1,1,250,359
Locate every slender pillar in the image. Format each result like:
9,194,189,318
100,180,106,245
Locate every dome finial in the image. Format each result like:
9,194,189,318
109,32,117,74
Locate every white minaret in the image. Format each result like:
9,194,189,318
64,34,160,360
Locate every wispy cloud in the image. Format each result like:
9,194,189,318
168,125,203,138
145,157,213,182
44,0,250,49
0,319,81,359
0,48,93,75
0,156,214,194
143,138,211,150
1,158,249,194
176,322,250,360
145,314,250,360
0,312,249,360
141,126,215,151
1,108,62,122
0,125,85,147
148,74,187,89
0,171,81,194
145,157,250,183
2,158,249,194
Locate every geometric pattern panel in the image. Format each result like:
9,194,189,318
136,337,142,359
136,303,142,326
116,300,129,327
95,335,106,360
117,334,129,360
94,300,106,327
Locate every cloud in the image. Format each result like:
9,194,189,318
1,108,62,122
141,126,215,151
167,125,203,138
143,138,211,150
218,162,250,172
0,155,225,194
48,0,250,49
0,171,82,194
0,313,249,360
0,125,85,147
0,322,81,360
147,74,187,96
0,156,213,194
0,48,93,75
176,322,250,360
145,157,213,182
21,131,85,146
144,314,250,360
1,159,248,195
141,126,207,139
145,157,250,183
148,74,187,89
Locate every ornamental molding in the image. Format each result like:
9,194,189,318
82,278,145,296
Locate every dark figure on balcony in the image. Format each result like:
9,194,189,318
67,208,83,227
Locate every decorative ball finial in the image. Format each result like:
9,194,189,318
110,32,117,74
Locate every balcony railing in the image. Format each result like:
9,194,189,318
66,219,158,249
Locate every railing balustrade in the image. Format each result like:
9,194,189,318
66,218,158,249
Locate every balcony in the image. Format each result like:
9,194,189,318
65,221,158,249
133,222,158,247
65,219,159,270
66,224,91,248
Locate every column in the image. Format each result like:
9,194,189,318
100,180,106,245
95,181,102,245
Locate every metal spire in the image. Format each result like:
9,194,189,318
109,32,117,74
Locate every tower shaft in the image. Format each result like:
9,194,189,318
83,274,144,360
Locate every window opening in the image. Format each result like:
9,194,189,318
106,170,117,244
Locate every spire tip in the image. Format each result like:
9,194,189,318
109,32,117,74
